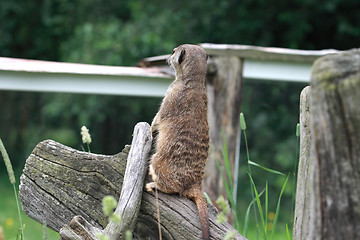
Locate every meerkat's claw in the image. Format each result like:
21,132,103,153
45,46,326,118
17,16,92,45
146,182,155,192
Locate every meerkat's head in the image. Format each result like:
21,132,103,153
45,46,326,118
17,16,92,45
167,44,208,81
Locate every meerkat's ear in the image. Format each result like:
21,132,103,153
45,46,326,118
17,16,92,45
178,49,185,64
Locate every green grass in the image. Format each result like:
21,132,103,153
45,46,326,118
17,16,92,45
0,176,59,240
214,112,294,240
245,223,287,240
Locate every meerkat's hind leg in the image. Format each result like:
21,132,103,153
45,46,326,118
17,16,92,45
146,182,158,192
146,181,177,195
146,164,159,192
149,164,158,181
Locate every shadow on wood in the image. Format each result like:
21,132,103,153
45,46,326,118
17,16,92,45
19,122,247,240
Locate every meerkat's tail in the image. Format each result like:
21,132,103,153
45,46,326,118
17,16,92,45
186,187,210,240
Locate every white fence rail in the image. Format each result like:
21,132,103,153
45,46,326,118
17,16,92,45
0,44,338,96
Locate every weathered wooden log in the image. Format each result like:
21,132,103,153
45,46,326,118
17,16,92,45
104,122,152,239
293,86,312,240
19,139,127,231
19,123,247,240
308,49,360,239
205,55,243,200
59,122,152,239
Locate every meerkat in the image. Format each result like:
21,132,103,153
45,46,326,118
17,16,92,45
146,44,210,240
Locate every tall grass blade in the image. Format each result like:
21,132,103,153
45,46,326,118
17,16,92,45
13,184,24,240
248,173,266,237
203,192,212,205
0,138,15,184
212,146,240,229
286,223,291,240
265,181,268,237
242,116,260,239
244,189,265,237
16,228,22,240
244,203,251,237
242,128,250,163
221,131,233,194
271,174,289,240
214,151,233,206
240,113,247,130
248,160,285,176
1,138,24,239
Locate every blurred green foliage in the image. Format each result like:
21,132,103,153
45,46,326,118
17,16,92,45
0,175,59,239
1,0,359,64
0,92,160,171
0,0,359,238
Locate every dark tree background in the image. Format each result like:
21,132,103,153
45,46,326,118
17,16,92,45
0,0,359,233
1,0,359,63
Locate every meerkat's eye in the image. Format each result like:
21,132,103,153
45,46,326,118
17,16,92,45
172,49,176,54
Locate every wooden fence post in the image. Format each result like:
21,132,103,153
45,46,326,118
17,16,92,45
205,55,243,201
294,49,360,239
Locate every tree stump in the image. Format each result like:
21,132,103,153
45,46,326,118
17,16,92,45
307,49,360,239
19,122,247,240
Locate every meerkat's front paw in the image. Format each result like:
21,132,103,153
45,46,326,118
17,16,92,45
146,182,155,192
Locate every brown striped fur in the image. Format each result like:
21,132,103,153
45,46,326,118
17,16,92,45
146,44,210,240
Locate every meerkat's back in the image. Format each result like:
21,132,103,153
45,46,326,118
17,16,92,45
146,44,210,240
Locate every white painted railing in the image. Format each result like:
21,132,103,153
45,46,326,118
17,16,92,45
0,44,338,96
